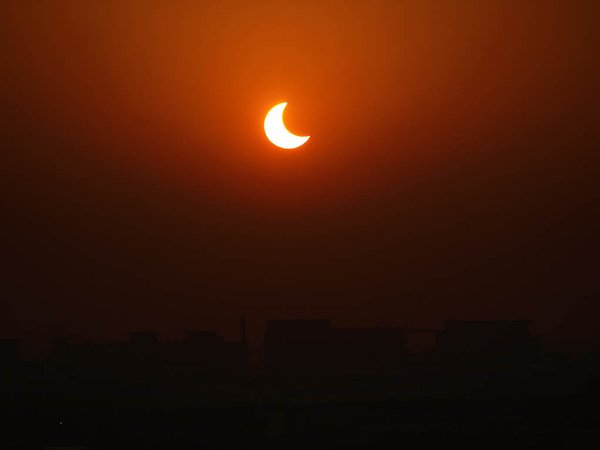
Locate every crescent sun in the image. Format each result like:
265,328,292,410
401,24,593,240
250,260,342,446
264,102,310,150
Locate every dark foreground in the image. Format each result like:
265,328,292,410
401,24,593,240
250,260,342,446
2,321,600,448
2,394,599,449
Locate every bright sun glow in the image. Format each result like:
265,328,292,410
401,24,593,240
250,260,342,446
264,102,310,150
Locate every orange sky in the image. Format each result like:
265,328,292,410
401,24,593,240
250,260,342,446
1,1,598,344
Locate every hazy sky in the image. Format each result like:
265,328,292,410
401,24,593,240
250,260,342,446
1,1,598,346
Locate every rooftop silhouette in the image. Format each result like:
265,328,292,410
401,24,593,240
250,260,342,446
2,317,600,448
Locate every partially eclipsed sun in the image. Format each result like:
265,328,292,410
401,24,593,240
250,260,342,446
264,102,310,149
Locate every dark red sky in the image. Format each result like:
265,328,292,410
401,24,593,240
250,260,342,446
1,1,598,347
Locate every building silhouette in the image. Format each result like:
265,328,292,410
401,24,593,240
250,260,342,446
3,318,600,448
435,320,540,368
264,319,543,390
265,319,406,378
52,327,248,385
